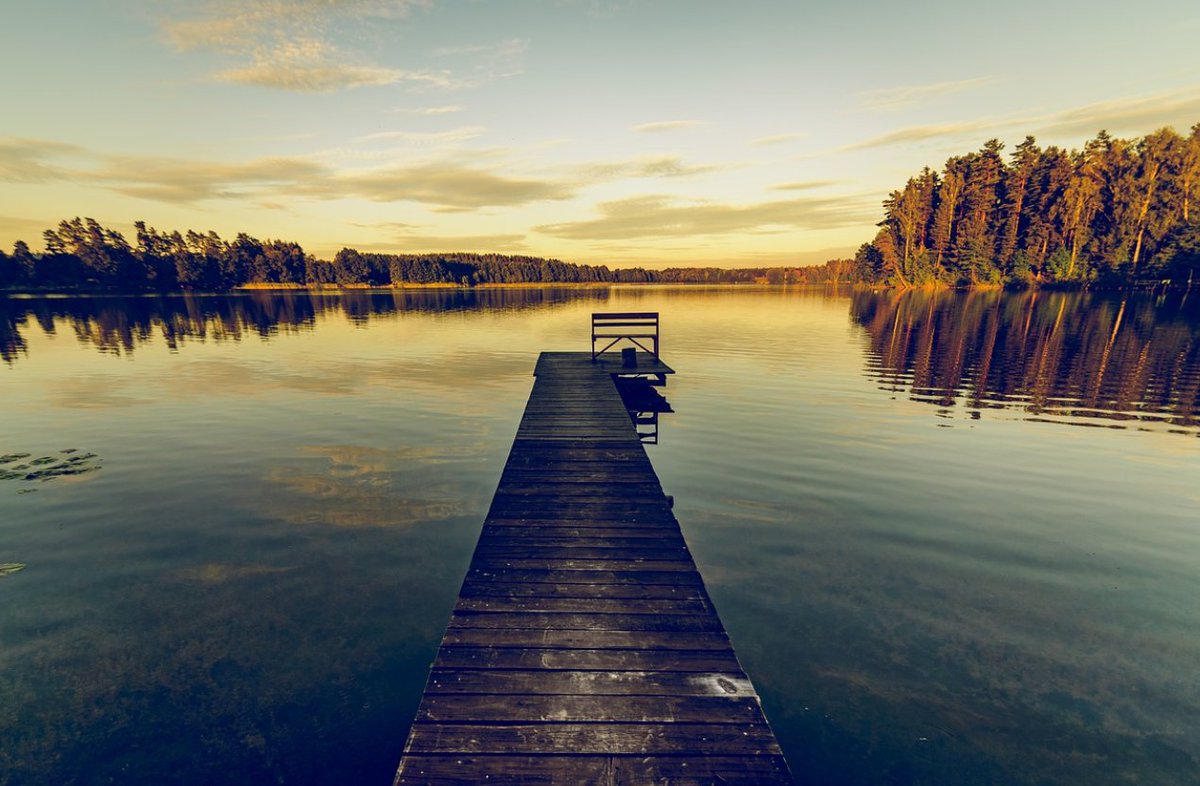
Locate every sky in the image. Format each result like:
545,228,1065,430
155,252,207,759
1,0,1199,267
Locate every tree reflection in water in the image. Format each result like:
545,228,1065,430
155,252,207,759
851,289,1200,433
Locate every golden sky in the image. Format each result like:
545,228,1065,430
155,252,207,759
2,0,1199,267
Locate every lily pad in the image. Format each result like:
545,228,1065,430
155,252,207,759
0,453,32,464
0,563,27,577
30,457,57,466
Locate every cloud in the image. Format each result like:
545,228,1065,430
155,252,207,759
394,105,465,115
1036,88,1200,138
433,39,528,58
576,154,722,182
88,155,331,203
0,134,574,209
769,180,838,191
839,85,1200,151
751,133,808,146
163,0,444,93
218,57,419,92
208,37,461,93
839,119,1003,151
322,161,575,208
858,77,995,111
166,0,427,51
535,193,877,241
631,120,703,133
0,138,81,183
357,126,487,145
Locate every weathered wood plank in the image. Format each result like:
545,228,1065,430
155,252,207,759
478,530,685,544
469,558,696,572
394,351,792,785
465,567,704,585
425,669,759,697
439,628,733,650
415,693,761,722
480,528,686,542
483,515,680,527
404,722,780,755
458,581,707,601
432,646,738,672
455,595,710,614
447,611,723,632
472,545,690,561
395,754,793,786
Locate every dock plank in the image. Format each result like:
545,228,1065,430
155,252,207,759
393,351,792,785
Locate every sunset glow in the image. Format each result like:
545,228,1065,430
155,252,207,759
2,0,1198,266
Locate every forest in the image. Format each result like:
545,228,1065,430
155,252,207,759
0,218,840,291
1,123,1197,292
858,124,1200,287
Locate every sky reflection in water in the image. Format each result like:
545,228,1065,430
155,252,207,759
1,287,1198,786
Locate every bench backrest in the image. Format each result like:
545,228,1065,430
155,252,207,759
591,312,659,359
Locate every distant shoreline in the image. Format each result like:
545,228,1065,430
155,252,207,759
1,281,827,296
3,280,1193,298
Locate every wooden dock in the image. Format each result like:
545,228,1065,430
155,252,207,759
394,351,794,785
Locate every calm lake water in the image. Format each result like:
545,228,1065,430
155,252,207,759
2,287,1198,785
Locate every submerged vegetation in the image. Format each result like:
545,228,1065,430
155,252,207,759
0,450,102,490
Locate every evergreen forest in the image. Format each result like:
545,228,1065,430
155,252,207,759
2,125,1197,292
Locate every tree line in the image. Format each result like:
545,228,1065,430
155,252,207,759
9,123,1195,293
0,217,850,291
856,124,1200,287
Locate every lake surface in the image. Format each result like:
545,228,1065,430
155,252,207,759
2,286,1198,786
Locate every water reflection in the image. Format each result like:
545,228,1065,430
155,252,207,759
851,289,1200,434
0,288,609,363
253,445,477,528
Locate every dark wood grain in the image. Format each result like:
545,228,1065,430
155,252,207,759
395,754,793,786
393,351,792,785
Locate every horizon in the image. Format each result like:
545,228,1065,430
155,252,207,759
2,1,1199,268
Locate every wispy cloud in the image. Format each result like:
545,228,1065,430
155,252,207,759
839,85,1200,152
433,39,527,58
162,0,452,92
0,136,573,210
321,162,574,209
167,0,428,51
394,105,465,115
1037,88,1200,137
858,77,996,111
356,126,487,145
216,41,447,92
536,193,876,241
0,138,80,182
769,180,838,191
576,154,723,182
90,155,331,203
840,120,999,151
631,120,703,133
751,132,807,147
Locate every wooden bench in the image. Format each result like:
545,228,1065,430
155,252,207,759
592,311,659,361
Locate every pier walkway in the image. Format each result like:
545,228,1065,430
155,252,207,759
394,351,793,785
